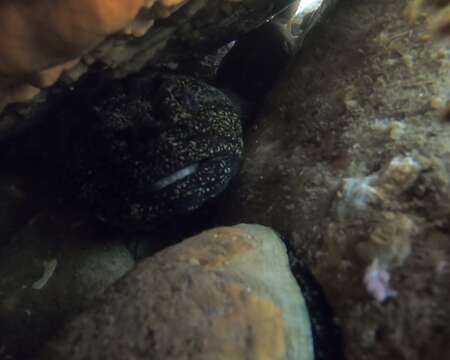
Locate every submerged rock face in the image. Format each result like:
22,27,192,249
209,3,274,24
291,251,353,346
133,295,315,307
212,0,450,359
41,224,314,360
0,0,294,137
0,211,135,360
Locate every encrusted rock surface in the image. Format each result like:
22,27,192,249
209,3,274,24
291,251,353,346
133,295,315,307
40,224,314,360
212,0,450,359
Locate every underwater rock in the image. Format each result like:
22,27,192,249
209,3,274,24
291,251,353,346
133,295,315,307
63,73,243,230
0,211,135,360
211,0,450,359
0,174,36,246
0,0,297,137
40,224,338,360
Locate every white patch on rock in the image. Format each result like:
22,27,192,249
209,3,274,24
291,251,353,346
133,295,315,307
336,175,379,220
32,259,58,290
336,155,422,221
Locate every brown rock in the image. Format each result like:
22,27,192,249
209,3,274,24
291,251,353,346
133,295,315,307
41,224,314,360
212,0,450,359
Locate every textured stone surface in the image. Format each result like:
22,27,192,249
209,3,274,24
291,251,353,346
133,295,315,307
41,224,314,360
0,173,37,246
211,0,450,359
0,211,135,360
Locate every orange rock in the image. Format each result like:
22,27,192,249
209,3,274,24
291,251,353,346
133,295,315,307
159,0,186,7
0,0,144,76
41,224,314,360
161,226,254,269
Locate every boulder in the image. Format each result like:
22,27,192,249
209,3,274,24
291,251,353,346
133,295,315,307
41,224,317,360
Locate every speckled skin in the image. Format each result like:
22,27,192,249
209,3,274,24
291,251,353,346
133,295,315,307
66,74,243,230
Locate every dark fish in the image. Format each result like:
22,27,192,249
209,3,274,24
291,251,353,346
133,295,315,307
65,73,243,231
